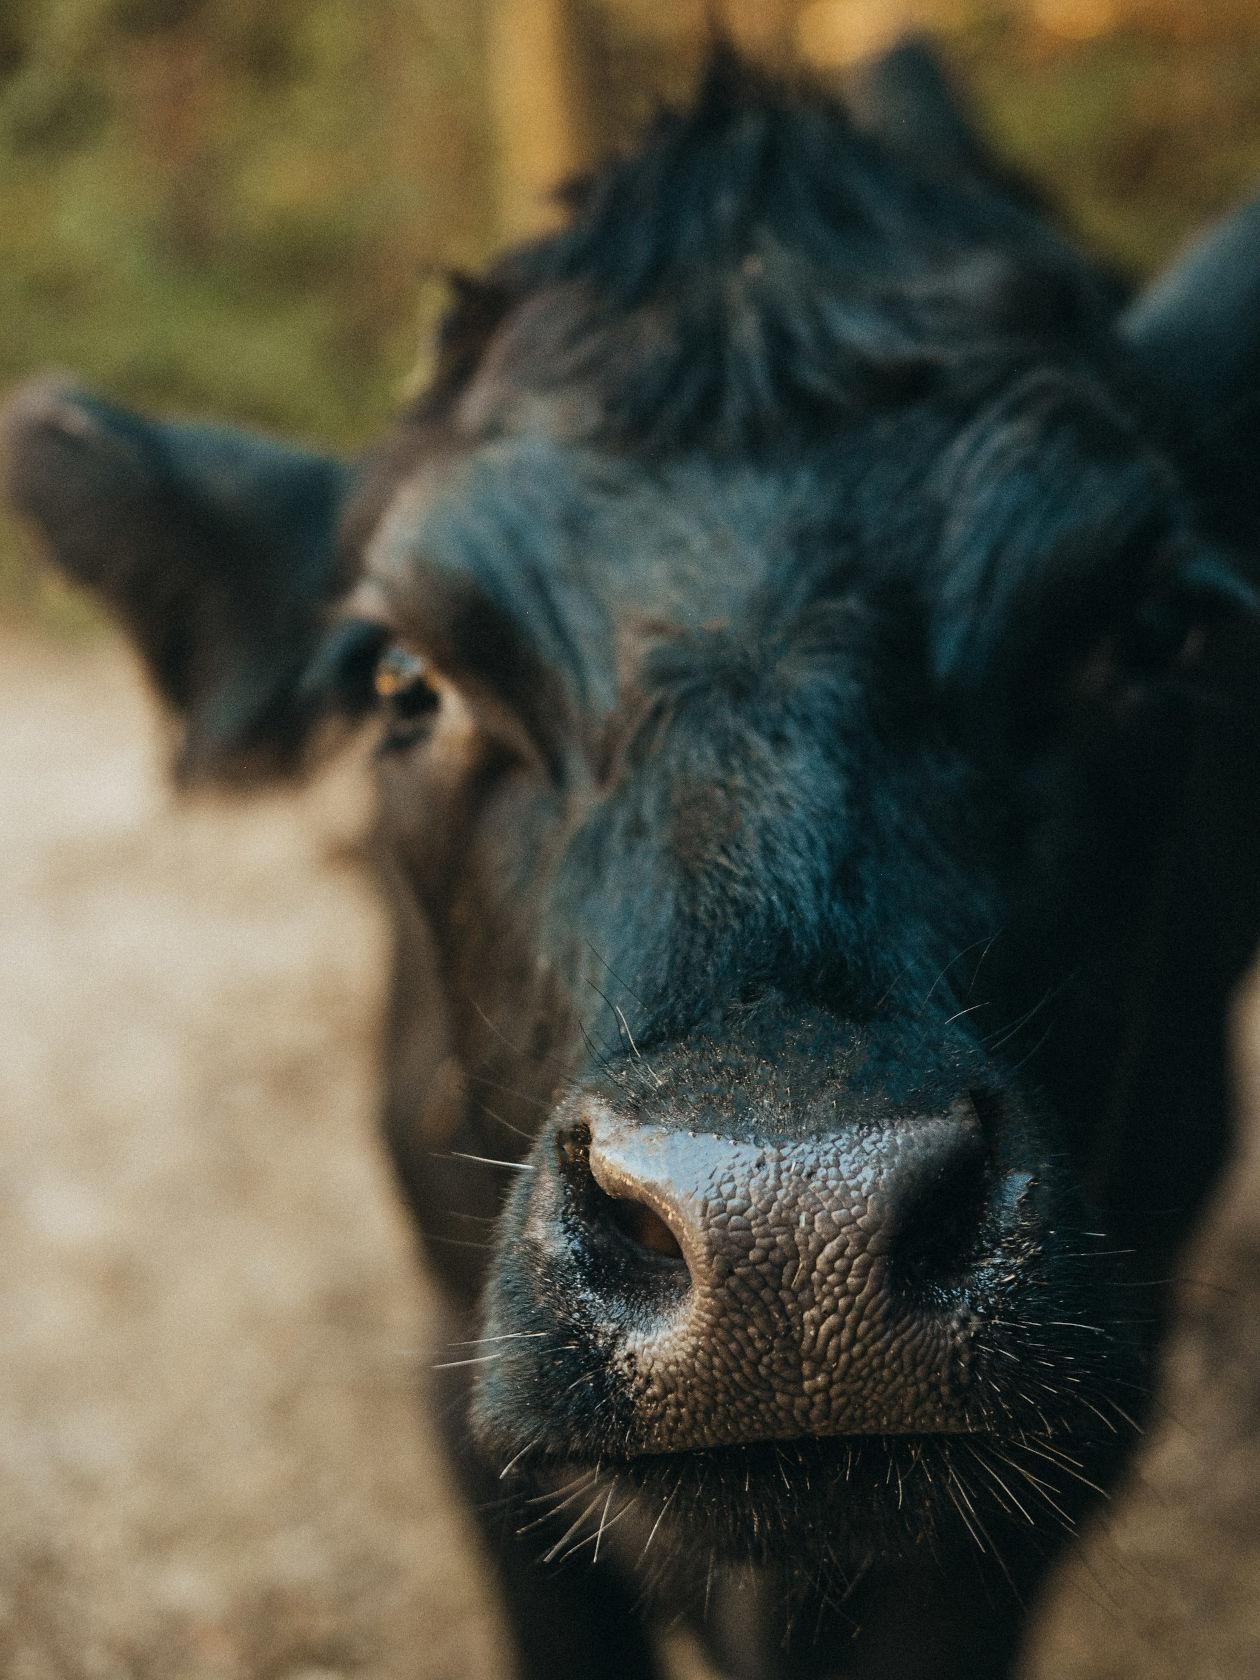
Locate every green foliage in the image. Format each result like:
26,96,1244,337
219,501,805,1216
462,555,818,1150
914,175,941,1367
959,8,1260,275
0,0,491,441
0,0,494,622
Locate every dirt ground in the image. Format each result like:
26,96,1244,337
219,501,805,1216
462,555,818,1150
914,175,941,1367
2,627,1258,1680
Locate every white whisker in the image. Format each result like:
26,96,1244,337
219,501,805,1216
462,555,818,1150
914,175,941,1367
499,1434,542,1480
447,1151,533,1171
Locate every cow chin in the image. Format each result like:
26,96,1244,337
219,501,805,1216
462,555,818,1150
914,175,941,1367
583,1435,1038,1569
472,1282,1145,1586
477,1424,1105,1586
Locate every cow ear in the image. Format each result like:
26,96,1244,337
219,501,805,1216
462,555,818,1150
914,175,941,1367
1122,191,1260,424
1122,191,1260,547
850,36,1050,217
2,376,359,783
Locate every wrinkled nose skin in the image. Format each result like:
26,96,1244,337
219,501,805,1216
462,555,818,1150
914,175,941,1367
511,1090,1039,1455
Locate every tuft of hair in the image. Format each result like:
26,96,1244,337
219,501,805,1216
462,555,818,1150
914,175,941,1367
419,44,1122,453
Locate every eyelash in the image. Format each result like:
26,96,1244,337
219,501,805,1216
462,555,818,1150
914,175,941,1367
374,643,439,750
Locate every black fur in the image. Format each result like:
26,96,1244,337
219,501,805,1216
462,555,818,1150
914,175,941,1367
9,41,1260,1680
413,49,1123,456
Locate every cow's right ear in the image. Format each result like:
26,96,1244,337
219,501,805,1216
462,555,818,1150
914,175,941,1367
1121,192,1260,552
2,376,364,783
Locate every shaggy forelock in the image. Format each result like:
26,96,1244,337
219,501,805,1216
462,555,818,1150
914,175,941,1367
416,49,1121,452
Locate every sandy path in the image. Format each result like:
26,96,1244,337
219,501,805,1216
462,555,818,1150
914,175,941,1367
0,628,1257,1677
0,631,501,1680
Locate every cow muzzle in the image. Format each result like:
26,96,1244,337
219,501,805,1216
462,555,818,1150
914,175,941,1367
515,1091,1044,1454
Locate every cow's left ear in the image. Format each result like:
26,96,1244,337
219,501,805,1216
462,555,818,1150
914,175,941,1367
1122,191,1260,548
850,36,1052,221
2,376,362,783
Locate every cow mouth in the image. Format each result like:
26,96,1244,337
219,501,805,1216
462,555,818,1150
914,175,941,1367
479,1296,1147,1558
508,1427,1112,1572
531,1425,1051,1478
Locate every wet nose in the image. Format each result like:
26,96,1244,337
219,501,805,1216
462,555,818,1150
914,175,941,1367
554,1096,1001,1449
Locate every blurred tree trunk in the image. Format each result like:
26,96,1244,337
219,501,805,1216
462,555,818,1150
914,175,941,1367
485,0,592,239
483,0,805,242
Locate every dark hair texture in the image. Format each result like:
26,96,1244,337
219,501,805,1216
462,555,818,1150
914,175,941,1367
412,47,1127,456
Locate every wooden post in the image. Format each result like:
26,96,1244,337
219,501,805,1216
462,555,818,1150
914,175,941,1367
485,0,592,241
716,0,800,61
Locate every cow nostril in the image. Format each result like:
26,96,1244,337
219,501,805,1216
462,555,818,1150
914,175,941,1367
603,1194,685,1261
557,1120,687,1270
888,1103,994,1301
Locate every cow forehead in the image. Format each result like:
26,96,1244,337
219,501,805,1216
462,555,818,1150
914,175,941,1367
548,619,998,1042
358,372,1170,726
358,425,866,658
366,433,846,596
358,424,1143,1034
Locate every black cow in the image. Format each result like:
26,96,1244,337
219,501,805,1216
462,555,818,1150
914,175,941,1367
8,42,1260,1680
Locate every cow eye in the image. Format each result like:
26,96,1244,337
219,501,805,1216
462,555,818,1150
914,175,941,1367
373,639,439,748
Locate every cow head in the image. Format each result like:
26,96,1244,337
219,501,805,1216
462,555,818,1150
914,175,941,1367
8,48,1260,1594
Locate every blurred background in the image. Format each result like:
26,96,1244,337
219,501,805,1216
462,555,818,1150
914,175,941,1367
4,0,1260,616
2,4,1260,1678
